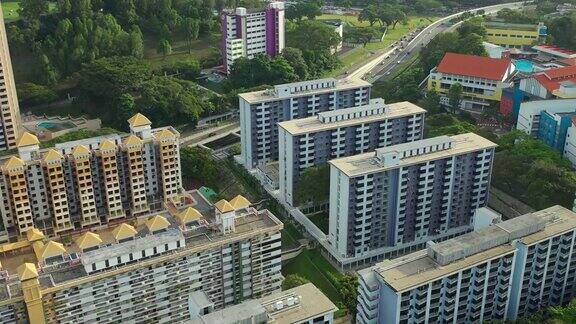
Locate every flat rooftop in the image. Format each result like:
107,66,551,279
485,21,540,31
238,78,371,104
329,133,497,177
0,192,283,299
278,101,425,135
260,283,338,323
374,205,576,292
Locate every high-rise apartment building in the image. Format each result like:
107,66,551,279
0,193,283,323
356,205,576,323
239,78,371,169
0,113,181,242
221,2,285,74
328,133,497,268
278,99,426,206
0,4,21,150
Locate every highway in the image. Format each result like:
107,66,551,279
345,1,527,83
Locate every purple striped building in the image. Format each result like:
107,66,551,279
221,2,285,74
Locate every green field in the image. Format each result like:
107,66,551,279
318,14,437,76
2,1,57,22
143,34,221,69
282,249,343,303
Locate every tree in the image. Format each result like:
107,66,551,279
228,55,298,89
57,0,72,16
182,18,200,54
157,39,172,59
180,147,221,189
348,27,380,47
162,59,201,80
18,0,48,38
548,16,576,50
338,273,359,318
448,83,463,112
282,47,309,80
285,1,321,21
129,26,145,58
78,56,152,101
287,20,341,52
71,0,93,18
36,54,60,86
295,164,330,205
359,6,379,27
17,83,58,107
282,274,310,290
111,93,137,130
423,89,442,115
457,19,486,38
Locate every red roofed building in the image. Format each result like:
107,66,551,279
520,65,576,99
427,53,516,112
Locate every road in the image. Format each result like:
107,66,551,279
180,122,239,147
345,1,528,83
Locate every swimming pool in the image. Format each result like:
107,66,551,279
37,121,77,132
514,59,536,73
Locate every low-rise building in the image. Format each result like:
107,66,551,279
484,21,547,49
239,78,371,169
0,193,284,323
277,99,426,206
356,205,576,323
327,133,497,269
427,53,516,112
188,283,338,324
520,65,576,99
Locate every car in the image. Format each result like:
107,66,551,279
397,60,401,64
386,72,391,75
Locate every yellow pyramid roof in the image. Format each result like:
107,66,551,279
43,149,63,162
4,156,24,169
17,263,38,281
26,227,45,242
40,241,66,259
229,195,251,210
145,215,170,232
124,135,143,146
128,113,151,127
112,223,138,241
99,139,117,150
72,145,91,157
155,129,175,140
215,199,234,213
16,132,39,147
75,231,102,250
178,207,202,224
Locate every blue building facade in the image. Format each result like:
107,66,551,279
537,111,576,151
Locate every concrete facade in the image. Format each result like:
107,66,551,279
357,206,576,323
221,2,285,74
277,99,426,206
239,78,371,169
327,133,497,267
0,114,181,242
0,4,22,150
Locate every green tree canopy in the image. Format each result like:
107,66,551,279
282,274,310,290
295,163,330,205
287,20,342,52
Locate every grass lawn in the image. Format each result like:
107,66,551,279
319,14,437,77
143,34,221,69
2,1,58,22
281,222,303,248
308,212,329,234
282,249,343,304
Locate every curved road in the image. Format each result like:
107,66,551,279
344,1,528,83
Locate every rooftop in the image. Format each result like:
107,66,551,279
329,133,497,177
278,100,425,135
436,52,513,81
374,205,576,292
259,283,338,323
534,44,576,59
533,65,576,93
238,78,371,104
485,21,541,31
0,191,282,299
